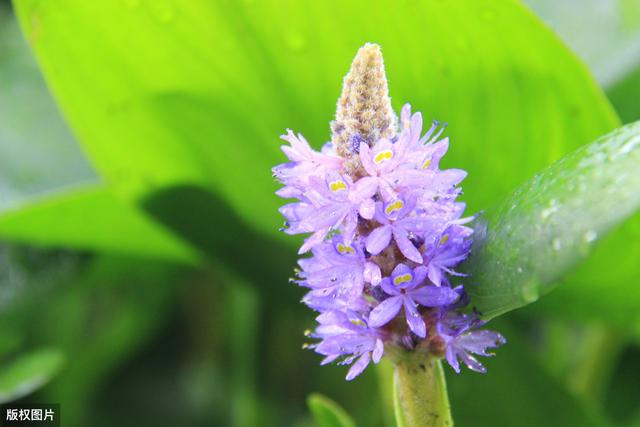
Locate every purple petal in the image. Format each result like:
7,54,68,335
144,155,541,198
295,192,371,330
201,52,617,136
366,225,392,255
445,347,461,373
342,212,358,242
275,186,300,199
412,266,428,286
358,142,376,176
427,264,444,286
352,176,378,201
300,203,348,232
456,330,506,356
403,298,426,338
364,262,382,286
410,285,459,307
368,296,403,327
459,352,486,373
393,227,423,263
435,169,467,188
346,353,371,381
400,103,412,126
321,354,340,365
428,138,449,169
380,278,400,296
299,229,330,253
359,198,376,220
372,339,384,363
390,263,413,280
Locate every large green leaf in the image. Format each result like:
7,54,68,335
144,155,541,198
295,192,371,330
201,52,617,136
464,122,640,319
307,394,357,427
19,0,640,327
607,64,640,123
0,347,64,403
12,0,617,246
524,0,640,87
0,185,198,263
0,7,96,209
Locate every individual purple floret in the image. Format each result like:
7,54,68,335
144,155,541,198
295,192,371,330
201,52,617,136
368,264,459,338
310,311,385,381
437,312,506,373
273,43,504,380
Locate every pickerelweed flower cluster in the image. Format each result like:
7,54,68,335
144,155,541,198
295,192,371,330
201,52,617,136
273,43,504,380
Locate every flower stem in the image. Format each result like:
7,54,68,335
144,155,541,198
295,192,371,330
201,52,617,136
393,353,453,427
567,324,622,404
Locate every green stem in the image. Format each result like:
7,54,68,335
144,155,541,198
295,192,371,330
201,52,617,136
392,353,453,427
567,324,622,404
375,359,397,427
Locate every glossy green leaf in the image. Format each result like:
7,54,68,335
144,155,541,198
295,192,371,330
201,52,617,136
0,7,96,210
307,394,357,427
607,64,640,123
0,328,22,359
16,0,640,328
12,0,618,244
524,0,640,87
0,347,64,403
464,122,640,319
0,185,198,264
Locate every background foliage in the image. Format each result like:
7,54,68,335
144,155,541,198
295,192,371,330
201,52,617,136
0,0,639,426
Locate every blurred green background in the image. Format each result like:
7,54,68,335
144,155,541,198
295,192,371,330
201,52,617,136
0,0,639,426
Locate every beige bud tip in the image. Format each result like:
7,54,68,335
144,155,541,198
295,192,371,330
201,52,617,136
331,43,397,163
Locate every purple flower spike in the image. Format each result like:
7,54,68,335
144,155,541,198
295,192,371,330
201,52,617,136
274,43,504,380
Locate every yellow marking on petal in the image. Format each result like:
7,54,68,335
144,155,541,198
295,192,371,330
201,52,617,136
385,200,404,215
439,234,449,245
393,273,413,286
337,243,355,254
350,319,366,327
373,149,394,164
422,158,432,169
329,180,347,192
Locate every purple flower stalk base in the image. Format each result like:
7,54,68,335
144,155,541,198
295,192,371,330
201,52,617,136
274,44,504,381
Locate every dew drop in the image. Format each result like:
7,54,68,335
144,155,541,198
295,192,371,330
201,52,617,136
617,135,640,157
521,281,539,303
540,199,559,221
583,230,598,243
